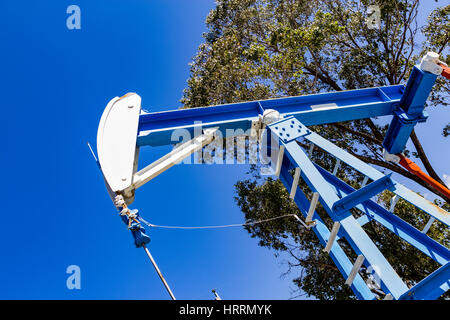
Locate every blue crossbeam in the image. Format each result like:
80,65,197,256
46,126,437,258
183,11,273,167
137,85,404,146
302,128,450,227
317,164,450,266
399,261,450,300
332,174,395,215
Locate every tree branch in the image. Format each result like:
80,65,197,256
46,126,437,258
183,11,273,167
410,129,446,186
365,118,385,141
330,123,383,145
304,64,342,91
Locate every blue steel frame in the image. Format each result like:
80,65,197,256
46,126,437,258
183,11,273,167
130,65,449,299
138,84,404,146
270,117,449,299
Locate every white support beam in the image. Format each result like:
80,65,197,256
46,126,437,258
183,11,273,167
131,128,218,191
308,143,314,158
306,192,319,224
332,159,341,176
274,145,285,177
383,294,393,300
389,195,399,212
345,255,365,286
289,168,301,199
361,176,369,188
323,222,340,253
421,217,435,234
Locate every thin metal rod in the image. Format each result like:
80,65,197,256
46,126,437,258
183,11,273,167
142,244,176,300
87,142,98,162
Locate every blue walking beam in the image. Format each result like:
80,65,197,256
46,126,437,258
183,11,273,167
138,85,404,147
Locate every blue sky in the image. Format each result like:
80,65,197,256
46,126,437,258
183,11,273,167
0,1,448,300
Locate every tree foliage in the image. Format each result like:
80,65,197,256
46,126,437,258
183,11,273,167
182,0,449,299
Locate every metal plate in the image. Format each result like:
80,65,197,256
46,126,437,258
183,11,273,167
268,116,310,143
97,93,141,193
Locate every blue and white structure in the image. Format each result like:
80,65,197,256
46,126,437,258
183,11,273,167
96,52,449,300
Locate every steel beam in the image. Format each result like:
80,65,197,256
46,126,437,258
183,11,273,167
399,261,450,300
268,117,409,299
302,128,450,227
278,160,376,300
383,66,437,154
137,85,404,146
318,164,450,266
332,174,394,215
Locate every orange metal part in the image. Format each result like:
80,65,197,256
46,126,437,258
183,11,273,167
398,154,450,199
439,63,450,80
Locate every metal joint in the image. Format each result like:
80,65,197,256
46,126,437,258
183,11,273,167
268,116,310,143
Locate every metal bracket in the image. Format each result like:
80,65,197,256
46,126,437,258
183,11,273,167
268,116,310,143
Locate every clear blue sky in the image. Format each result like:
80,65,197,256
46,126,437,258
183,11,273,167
0,1,447,300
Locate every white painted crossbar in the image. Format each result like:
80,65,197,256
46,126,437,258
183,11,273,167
323,221,340,253
422,217,435,234
306,192,319,225
332,159,341,175
361,176,369,188
345,255,365,286
274,145,285,177
389,195,399,212
131,128,218,190
308,143,314,157
289,168,301,199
